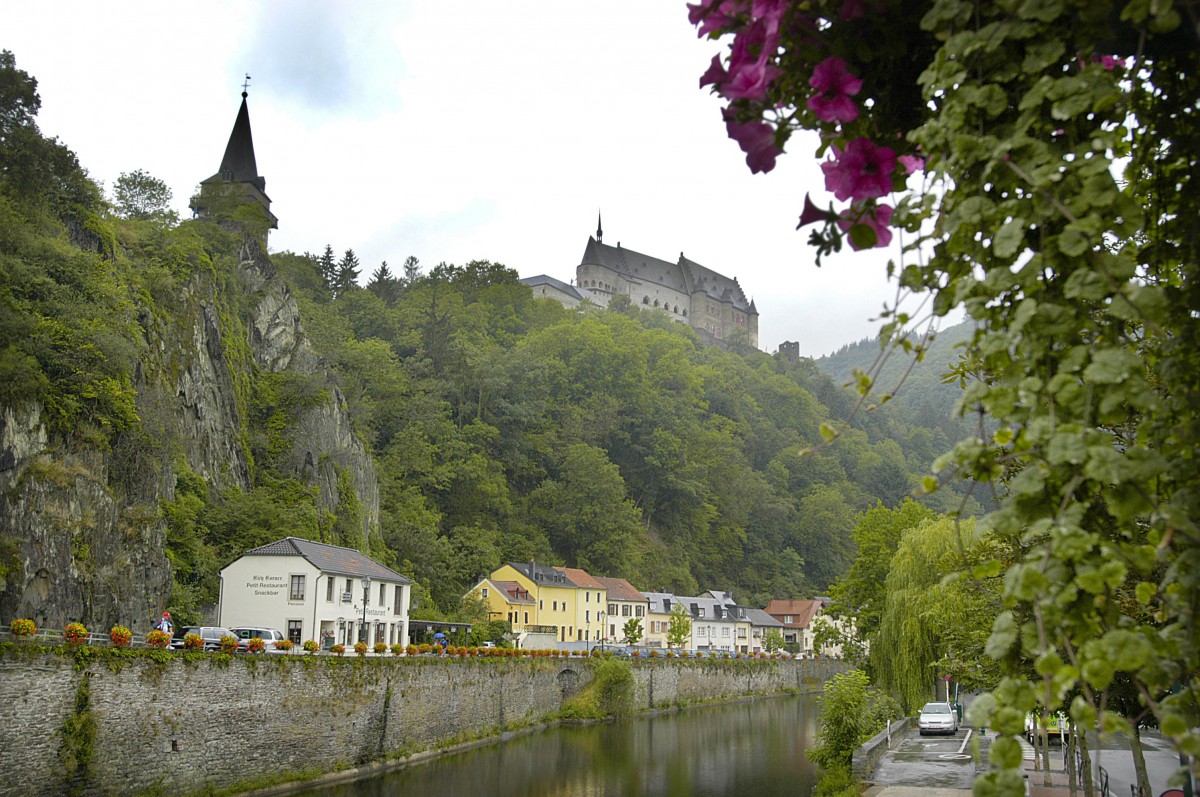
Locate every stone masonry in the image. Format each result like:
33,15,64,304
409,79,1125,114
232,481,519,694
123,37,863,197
0,653,847,796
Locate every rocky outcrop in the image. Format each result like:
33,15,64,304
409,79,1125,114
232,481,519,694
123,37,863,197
0,235,381,630
0,405,171,628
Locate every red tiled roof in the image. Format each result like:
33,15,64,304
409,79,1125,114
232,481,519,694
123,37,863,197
763,599,824,628
595,576,645,602
490,580,535,604
557,567,605,589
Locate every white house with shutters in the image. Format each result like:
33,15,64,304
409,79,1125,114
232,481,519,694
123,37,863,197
218,537,411,649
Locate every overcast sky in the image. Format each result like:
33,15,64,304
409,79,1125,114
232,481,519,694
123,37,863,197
9,2,923,357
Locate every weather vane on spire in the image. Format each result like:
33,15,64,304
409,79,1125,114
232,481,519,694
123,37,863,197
242,74,252,96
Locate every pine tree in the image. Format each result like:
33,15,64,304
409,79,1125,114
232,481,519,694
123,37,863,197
317,245,337,294
367,261,398,303
402,255,421,286
334,248,360,298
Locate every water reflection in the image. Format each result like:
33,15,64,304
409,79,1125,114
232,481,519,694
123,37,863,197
299,695,820,797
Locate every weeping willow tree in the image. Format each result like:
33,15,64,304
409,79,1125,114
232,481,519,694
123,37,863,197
873,517,1001,712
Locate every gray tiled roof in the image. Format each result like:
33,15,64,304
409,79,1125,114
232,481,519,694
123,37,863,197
504,561,577,587
579,237,754,313
240,537,410,583
520,274,596,303
744,607,785,628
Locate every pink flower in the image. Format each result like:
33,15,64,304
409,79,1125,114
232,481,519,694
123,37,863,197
1099,54,1125,70
722,17,782,101
699,54,727,89
838,202,894,249
898,154,924,174
821,138,896,201
796,193,836,229
688,0,744,38
725,114,779,174
806,56,862,124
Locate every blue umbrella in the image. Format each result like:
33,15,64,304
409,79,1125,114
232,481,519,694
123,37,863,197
433,632,445,639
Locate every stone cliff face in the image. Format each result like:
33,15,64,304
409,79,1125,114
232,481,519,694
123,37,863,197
0,237,380,631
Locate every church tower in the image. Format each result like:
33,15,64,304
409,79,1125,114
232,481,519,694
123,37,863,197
190,84,278,239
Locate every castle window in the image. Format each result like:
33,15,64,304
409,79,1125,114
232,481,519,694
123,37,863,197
673,305,679,313
682,309,687,317
643,297,649,305
654,299,660,307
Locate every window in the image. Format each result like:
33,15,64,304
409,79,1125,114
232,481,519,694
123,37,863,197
596,592,600,603
539,600,543,609
326,578,334,603
722,627,730,637
586,611,590,623
785,615,793,623
553,600,558,611
698,608,705,618
288,620,302,644
636,606,644,617
345,578,352,597
379,583,386,605
621,605,631,617
482,587,489,598
610,624,616,637
394,586,403,615
608,603,617,615
290,575,305,601
586,592,590,603
524,612,529,624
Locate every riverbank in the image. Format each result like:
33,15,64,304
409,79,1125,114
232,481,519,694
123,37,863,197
0,648,848,796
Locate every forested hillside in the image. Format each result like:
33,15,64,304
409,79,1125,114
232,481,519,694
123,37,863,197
0,51,977,629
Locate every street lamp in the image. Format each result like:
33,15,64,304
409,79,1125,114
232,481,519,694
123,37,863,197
360,575,372,644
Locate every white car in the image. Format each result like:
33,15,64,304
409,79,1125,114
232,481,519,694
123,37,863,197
918,701,959,735
228,627,288,653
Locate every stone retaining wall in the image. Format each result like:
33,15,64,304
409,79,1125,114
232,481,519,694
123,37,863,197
0,653,847,796
852,716,910,780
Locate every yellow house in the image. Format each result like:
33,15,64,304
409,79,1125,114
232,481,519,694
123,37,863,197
467,577,536,630
489,562,581,643
560,568,607,644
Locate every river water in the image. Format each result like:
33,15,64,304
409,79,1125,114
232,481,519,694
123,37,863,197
298,694,821,797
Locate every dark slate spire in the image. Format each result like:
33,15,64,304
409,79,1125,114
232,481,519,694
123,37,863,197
215,91,264,190
596,211,603,243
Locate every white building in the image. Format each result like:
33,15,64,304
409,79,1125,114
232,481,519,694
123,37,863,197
219,537,411,649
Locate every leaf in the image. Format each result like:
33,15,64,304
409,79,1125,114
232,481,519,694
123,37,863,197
819,422,838,443
993,217,1027,258
985,611,1018,658
1057,225,1090,257
1082,348,1141,383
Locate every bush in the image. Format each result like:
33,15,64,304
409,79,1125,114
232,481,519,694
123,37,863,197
63,622,88,646
353,641,368,657
10,618,36,637
331,644,345,656
146,629,171,649
220,635,238,654
183,633,204,651
275,639,294,652
390,643,404,656
373,642,388,654
246,637,265,654
303,639,319,654
109,625,132,647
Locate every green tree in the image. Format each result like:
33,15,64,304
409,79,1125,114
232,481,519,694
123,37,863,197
763,628,785,653
366,260,399,303
666,603,692,649
334,248,360,297
807,669,872,769
317,245,337,294
622,617,643,645
401,255,421,285
112,169,176,223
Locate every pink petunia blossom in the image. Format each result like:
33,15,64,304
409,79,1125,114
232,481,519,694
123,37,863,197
1099,54,1125,70
722,17,782,101
688,0,744,38
806,56,863,124
898,154,924,174
821,138,896,202
699,54,727,89
796,193,837,229
725,115,779,174
838,202,894,250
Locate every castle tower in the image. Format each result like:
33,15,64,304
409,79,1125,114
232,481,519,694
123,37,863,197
190,86,278,237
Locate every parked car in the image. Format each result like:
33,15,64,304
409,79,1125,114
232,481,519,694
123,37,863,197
170,626,235,651
917,701,959,736
227,627,287,653
1024,711,1068,744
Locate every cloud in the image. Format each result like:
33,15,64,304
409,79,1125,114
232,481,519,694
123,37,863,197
238,1,406,115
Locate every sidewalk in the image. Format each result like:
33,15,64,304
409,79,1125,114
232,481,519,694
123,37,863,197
1023,759,1075,797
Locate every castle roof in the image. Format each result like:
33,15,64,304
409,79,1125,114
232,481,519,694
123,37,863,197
579,237,755,314
520,274,597,303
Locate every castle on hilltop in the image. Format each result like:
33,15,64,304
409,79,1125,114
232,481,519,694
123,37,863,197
522,216,759,349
